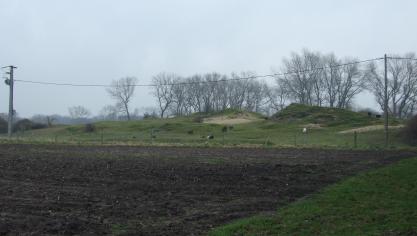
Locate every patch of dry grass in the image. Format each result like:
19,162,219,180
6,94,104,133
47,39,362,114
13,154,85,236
339,125,404,134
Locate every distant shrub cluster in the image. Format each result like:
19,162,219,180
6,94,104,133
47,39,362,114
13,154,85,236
143,112,158,119
0,118,49,134
13,119,47,132
84,123,96,133
0,117,7,133
403,115,417,145
222,125,233,133
192,116,205,123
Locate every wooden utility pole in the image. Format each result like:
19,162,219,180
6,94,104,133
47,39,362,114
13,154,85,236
384,55,388,147
3,65,17,138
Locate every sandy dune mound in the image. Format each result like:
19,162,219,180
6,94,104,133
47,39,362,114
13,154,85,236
203,113,262,125
339,125,404,134
301,123,323,129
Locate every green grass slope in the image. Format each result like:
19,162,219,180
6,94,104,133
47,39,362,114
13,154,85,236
272,103,388,128
210,157,417,236
1,105,409,149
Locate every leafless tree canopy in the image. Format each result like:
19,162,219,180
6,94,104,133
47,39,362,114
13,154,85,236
277,49,364,109
266,79,289,112
151,72,270,118
365,53,417,118
152,73,175,118
68,105,91,120
148,50,417,118
106,77,138,120
99,105,120,120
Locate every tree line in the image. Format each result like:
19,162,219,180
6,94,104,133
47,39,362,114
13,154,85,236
149,49,417,118
25,50,417,123
151,72,270,117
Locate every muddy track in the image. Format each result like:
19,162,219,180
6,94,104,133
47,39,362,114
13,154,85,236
0,144,415,235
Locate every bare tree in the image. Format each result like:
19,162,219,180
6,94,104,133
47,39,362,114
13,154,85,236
280,49,323,106
388,54,417,118
364,61,387,111
336,60,364,108
268,79,289,112
68,106,91,120
243,80,268,113
107,77,137,121
322,55,364,108
365,54,417,118
151,71,271,116
171,76,188,116
277,50,365,109
200,72,222,112
185,75,204,113
152,73,175,118
322,53,340,107
228,72,253,110
99,105,120,120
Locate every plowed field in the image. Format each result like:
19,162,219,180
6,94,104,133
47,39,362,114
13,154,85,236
0,144,414,235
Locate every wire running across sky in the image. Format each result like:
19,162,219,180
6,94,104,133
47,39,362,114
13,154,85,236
10,57,392,88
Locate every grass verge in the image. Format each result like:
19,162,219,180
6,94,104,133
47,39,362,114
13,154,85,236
209,157,417,236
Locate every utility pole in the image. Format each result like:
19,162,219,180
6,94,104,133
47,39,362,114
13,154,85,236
384,54,388,147
3,65,17,138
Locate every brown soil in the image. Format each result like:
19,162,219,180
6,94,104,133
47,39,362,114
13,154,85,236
0,144,414,235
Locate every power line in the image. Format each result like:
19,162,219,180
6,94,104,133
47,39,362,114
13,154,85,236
13,57,385,88
13,80,112,87
386,56,417,61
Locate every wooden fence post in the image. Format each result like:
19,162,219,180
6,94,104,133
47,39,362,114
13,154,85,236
354,131,358,148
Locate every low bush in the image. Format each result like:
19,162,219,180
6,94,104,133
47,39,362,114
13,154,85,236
13,119,47,132
84,123,96,133
192,116,205,123
143,112,158,119
221,125,234,133
403,115,417,145
0,117,7,133
31,123,48,130
221,126,228,133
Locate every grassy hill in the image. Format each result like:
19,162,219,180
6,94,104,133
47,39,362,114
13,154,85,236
271,103,396,127
0,105,410,149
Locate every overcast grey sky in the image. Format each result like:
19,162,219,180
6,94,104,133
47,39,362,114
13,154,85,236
1,0,417,117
